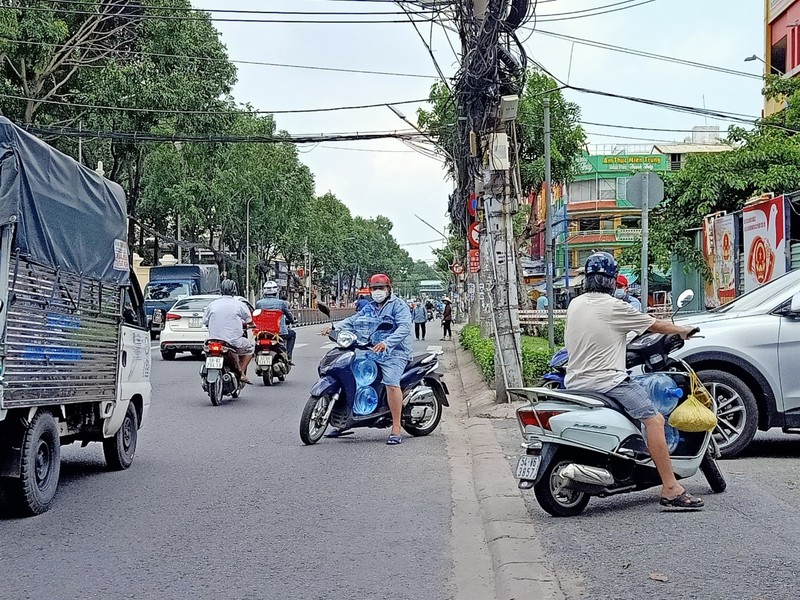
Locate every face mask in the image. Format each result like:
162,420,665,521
371,290,388,303
614,289,625,299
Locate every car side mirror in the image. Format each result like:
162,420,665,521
791,293,800,313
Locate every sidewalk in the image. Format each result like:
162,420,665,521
440,326,566,600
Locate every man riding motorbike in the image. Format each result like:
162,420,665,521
203,279,255,384
323,273,413,445
256,280,297,361
565,252,703,510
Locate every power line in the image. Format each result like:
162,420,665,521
536,0,644,18
2,4,449,24
0,92,429,115
0,37,441,80
531,29,761,80
33,0,441,17
535,0,657,22
19,122,432,144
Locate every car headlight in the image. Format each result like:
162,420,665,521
336,330,358,348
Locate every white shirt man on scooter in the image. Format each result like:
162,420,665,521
565,252,703,511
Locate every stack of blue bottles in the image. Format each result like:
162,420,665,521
633,373,685,454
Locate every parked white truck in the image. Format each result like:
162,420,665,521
0,118,151,516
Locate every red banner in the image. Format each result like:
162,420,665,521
469,249,480,273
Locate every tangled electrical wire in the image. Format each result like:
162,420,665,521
449,0,532,235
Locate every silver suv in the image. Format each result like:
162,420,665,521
675,269,800,457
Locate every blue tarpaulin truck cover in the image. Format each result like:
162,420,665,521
0,117,129,284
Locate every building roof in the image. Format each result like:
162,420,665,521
652,143,733,155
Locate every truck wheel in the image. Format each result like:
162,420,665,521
9,412,61,516
103,403,138,471
161,349,176,361
697,369,758,458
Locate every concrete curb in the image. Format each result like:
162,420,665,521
448,332,565,600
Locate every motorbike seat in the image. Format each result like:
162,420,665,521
563,389,642,428
407,352,436,370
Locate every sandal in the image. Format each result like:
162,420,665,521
240,376,252,385
386,434,403,445
660,492,704,510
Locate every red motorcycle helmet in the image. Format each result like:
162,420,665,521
369,273,392,288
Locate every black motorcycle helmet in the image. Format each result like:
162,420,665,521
220,279,238,296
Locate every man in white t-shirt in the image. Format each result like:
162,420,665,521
566,252,702,511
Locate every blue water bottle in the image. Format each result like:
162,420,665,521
634,373,683,416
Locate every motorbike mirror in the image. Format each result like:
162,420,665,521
317,303,331,317
676,289,695,309
252,308,262,316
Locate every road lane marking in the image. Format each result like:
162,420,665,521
426,345,443,353
321,342,337,349
295,343,308,349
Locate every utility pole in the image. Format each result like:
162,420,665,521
245,197,252,303
641,172,650,314
544,97,555,350
177,213,182,264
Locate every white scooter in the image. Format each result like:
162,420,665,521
510,291,726,517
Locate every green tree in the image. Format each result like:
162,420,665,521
647,73,800,272
0,0,237,235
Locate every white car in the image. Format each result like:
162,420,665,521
159,295,254,361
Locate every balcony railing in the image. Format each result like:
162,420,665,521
563,229,642,243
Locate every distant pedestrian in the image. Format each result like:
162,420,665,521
536,294,549,310
440,297,453,341
356,295,370,312
412,297,427,340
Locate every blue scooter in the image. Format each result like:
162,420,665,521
299,304,449,445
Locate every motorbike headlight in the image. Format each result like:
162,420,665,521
336,330,358,348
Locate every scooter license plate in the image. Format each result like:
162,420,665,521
256,354,272,367
205,356,224,369
515,455,541,480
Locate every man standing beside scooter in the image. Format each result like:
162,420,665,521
565,252,703,510
256,281,296,361
326,274,413,445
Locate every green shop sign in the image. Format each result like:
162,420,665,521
576,154,667,174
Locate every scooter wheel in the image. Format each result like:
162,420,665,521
263,373,273,386
533,458,590,517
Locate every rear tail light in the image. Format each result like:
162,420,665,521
258,338,273,347
517,408,566,431
166,312,181,321
208,342,223,355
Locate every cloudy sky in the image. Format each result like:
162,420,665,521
194,0,764,262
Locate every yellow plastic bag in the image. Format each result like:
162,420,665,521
668,382,717,433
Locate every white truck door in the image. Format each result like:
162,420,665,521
106,325,152,437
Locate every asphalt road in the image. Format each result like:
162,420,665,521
0,326,455,600
494,418,800,600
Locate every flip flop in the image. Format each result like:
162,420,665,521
660,492,704,511
240,377,252,385
386,434,403,445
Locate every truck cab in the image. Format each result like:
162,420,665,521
144,265,220,339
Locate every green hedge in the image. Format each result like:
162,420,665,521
460,325,555,386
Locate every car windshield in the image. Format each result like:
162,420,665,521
711,269,800,313
144,282,192,301
172,297,217,311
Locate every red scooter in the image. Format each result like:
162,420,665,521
252,309,292,386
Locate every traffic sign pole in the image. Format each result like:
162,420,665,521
641,172,649,314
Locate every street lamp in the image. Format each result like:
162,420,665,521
744,55,784,75
246,197,253,303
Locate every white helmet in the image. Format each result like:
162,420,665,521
262,280,279,296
